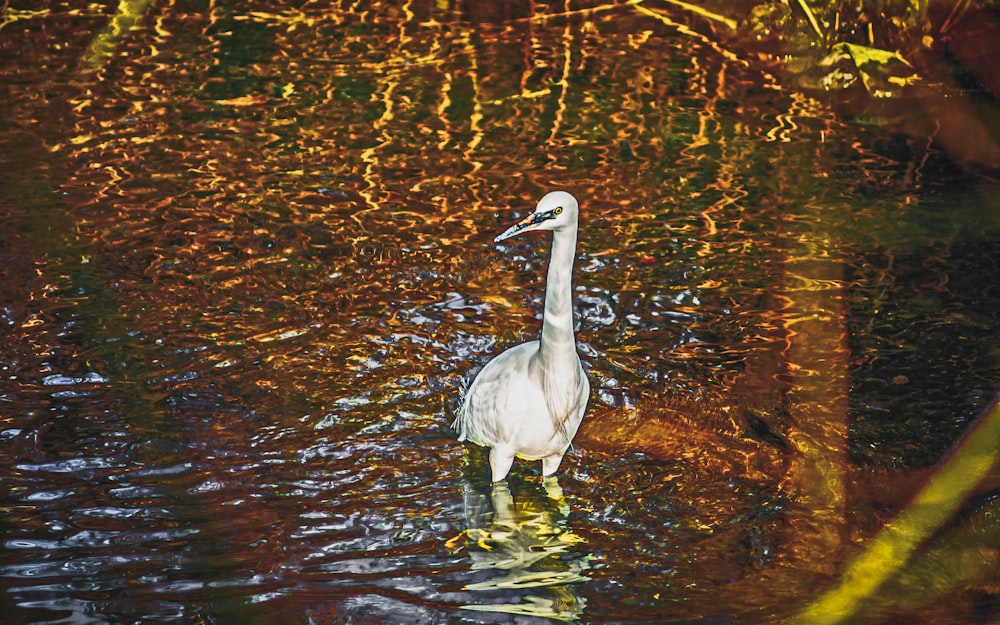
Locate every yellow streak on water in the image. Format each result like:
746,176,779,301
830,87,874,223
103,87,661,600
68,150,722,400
792,396,1000,625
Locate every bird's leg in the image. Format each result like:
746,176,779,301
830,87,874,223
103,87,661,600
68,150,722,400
541,452,564,477
489,446,515,483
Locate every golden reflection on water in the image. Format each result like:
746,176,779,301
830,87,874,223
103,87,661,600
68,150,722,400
792,396,1000,625
452,479,589,621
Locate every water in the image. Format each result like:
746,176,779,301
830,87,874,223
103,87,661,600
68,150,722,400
2,1,1000,624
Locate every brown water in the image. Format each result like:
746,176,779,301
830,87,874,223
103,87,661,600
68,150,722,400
2,2,1000,624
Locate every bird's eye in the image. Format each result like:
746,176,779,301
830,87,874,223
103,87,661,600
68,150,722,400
554,207,563,215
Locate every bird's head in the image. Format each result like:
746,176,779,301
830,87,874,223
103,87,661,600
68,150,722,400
494,191,579,243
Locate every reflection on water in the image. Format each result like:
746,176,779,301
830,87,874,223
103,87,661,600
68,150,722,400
1,1,1000,624
454,479,589,621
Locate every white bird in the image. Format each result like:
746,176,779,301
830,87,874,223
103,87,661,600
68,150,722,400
454,191,590,483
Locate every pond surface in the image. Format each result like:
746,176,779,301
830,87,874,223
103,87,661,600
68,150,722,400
2,1,1000,624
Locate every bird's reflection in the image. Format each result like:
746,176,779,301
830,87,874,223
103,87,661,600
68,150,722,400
451,477,590,621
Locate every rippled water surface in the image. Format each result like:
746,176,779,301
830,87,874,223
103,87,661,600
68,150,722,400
2,1,1000,624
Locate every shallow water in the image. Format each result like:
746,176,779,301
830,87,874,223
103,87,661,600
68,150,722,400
2,1,1000,624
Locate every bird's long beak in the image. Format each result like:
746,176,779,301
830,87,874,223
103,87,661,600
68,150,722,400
494,210,553,243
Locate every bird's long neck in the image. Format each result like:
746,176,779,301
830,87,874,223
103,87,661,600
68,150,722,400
539,226,578,363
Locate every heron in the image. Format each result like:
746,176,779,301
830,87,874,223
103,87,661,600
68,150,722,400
453,191,590,483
